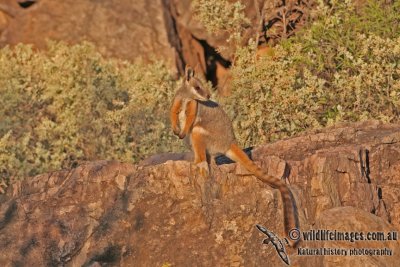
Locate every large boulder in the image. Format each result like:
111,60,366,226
0,121,399,266
0,0,181,72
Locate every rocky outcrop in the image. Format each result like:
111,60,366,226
1,121,399,266
0,0,180,72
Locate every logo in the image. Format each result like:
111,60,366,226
256,225,299,265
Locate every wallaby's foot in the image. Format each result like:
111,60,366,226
196,161,209,177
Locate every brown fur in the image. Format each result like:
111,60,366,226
170,66,299,247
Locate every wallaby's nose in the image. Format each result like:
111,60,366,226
206,94,211,99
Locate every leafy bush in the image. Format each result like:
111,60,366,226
192,0,249,53
0,42,183,182
221,0,400,147
192,0,248,34
1,0,399,185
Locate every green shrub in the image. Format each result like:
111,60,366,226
222,0,400,147
192,0,249,52
1,0,399,185
291,0,400,73
0,42,184,182
192,0,248,33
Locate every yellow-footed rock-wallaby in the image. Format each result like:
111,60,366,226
170,66,299,247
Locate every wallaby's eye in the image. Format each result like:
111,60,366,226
195,86,201,91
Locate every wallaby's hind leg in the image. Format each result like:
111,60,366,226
191,128,209,176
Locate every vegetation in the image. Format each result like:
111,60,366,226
220,0,400,147
0,42,183,182
192,0,248,34
192,0,249,52
0,0,399,183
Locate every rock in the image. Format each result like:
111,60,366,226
0,0,181,72
253,120,400,229
0,121,399,266
138,152,193,166
138,147,254,166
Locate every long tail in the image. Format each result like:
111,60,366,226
226,144,299,247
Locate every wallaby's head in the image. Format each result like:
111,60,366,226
184,66,211,101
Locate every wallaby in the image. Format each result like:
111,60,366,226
170,66,299,247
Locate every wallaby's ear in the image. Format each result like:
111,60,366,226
185,66,194,81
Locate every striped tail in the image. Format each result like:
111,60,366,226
226,144,299,247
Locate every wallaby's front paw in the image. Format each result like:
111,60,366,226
178,132,186,139
196,161,209,177
173,127,180,136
